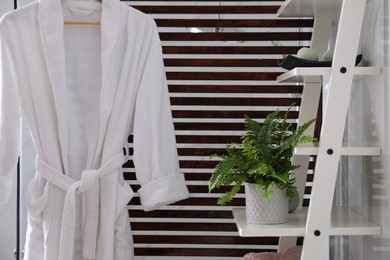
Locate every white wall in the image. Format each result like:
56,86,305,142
346,0,390,259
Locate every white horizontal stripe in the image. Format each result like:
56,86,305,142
129,205,237,211
162,41,303,47
167,80,293,86
177,143,228,149
169,93,301,98
132,231,239,236
162,53,292,59
159,27,302,33
123,167,215,173
167,80,283,85
127,180,212,186
163,52,288,58
126,1,284,7
128,192,243,199
135,257,242,260
129,218,235,223
179,156,219,161
178,168,215,173
165,67,284,73
171,106,296,112
175,130,244,135
185,181,211,186
165,66,286,74
189,193,246,198
173,118,245,123
134,244,274,250
148,14,279,20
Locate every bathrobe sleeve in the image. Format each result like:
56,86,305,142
133,30,189,212
0,29,20,208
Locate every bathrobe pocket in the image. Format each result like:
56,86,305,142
115,180,134,220
114,180,135,255
24,175,52,259
26,175,50,222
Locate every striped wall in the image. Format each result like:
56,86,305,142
122,1,314,258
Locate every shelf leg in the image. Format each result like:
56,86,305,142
278,79,321,251
279,8,330,253
301,0,368,259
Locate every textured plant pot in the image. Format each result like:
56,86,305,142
245,183,288,224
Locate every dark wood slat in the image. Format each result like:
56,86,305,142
188,185,245,194
178,147,228,155
126,170,311,183
125,146,231,155
131,222,237,232
128,184,241,194
160,32,312,41
129,197,245,206
156,18,314,28
134,235,278,245
174,122,297,131
170,97,301,106
179,160,225,169
164,58,279,67
172,135,240,144
175,135,241,143
166,72,281,81
168,84,303,93
172,110,299,119
174,122,246,131
163,46,303,55
134,248,276,257
182,172,213,181
133,5,280,14
129,209,233,219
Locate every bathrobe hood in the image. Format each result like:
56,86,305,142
0,0,189,259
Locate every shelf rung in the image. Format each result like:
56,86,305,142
277,67,382,83
294,143,381,156
233,206,381,237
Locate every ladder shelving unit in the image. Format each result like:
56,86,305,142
232,0,382,259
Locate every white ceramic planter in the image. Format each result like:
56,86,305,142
245,183,288,224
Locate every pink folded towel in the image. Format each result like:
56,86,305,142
243,246,302,260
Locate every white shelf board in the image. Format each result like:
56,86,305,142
277,0,342,18
233,206,381,237
294,142,381,156
277,67,382,83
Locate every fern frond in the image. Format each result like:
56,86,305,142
209,108,316,204
217,181,244,205
209,158,237,191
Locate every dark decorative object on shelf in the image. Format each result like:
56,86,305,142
278,54,363,70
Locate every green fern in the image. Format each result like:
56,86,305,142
209,107,316,205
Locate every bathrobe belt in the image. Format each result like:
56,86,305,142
35,152,126,260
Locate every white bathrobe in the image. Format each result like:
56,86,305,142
0,0,189,259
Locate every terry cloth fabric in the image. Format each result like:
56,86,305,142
243,246,302,260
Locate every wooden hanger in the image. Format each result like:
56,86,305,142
63,0,102,25
64,21,100,25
